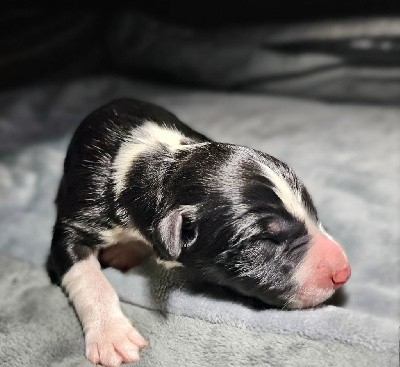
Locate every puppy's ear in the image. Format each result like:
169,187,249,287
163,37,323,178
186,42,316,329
157,205,198,260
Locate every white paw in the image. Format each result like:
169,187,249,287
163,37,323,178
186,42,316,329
85,316,148,367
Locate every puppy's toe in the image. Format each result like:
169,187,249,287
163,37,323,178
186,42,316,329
85,342,100,365
85,316,147,366
98,343,122,367
114,339,140,363
127,328,148,349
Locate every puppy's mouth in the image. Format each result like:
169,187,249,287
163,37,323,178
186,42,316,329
288,232,351,309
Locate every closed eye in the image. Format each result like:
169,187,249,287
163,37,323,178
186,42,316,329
287,236,310,253
247,233,281,246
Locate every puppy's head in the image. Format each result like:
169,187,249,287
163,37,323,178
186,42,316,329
155,143,350,309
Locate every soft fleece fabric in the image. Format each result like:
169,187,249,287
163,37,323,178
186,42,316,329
0,77,398,366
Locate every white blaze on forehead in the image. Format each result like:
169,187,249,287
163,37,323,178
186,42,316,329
258,161,314,229
113,121,188,196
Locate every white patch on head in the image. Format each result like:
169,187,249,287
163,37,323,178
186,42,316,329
257,160,315,230
113,121,192,196
62,254,147,366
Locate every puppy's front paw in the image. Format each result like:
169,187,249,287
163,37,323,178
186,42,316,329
85,316,148,367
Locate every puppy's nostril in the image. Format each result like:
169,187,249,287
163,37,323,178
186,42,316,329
332,266,351,288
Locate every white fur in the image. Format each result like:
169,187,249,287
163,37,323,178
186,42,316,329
113,121,190,196
61,254,121,329
258,162,314,229
156,258,183,269
289,286,335,309
62,254,146,366
100,225,150,248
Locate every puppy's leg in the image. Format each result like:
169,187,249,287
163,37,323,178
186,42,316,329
48,222,147,367
63,254,147,366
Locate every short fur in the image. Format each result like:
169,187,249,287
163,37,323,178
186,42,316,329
47,98,318,306
46,98,349,366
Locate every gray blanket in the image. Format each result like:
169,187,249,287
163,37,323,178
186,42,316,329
0,77,399,366
0,253,395,367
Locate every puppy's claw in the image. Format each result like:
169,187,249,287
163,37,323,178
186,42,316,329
85,316,147,366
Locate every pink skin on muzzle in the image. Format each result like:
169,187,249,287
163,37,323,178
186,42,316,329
291,231,351,308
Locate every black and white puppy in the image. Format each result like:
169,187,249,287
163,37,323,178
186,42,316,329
47,98,351,367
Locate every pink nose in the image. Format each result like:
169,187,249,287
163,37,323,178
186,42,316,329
332,266,351,288
304,233,351,290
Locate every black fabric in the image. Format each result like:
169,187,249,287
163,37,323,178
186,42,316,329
0,9,109,89
1,7,399,104
131,0,400,26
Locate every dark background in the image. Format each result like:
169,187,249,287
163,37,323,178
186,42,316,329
2,2,400,94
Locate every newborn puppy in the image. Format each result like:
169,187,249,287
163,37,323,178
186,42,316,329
47,98,351,366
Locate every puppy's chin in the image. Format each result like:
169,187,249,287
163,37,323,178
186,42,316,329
252,286,335,309
287,287,336,309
